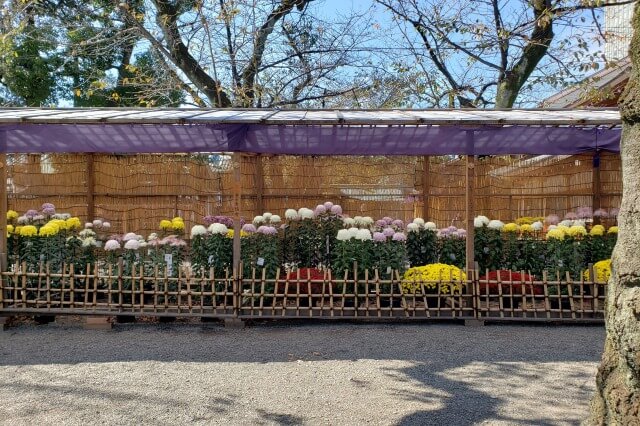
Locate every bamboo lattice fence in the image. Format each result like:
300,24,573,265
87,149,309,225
0,264,606,321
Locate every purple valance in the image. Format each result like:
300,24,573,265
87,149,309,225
0,123,621,155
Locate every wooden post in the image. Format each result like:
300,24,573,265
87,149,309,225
0,153,6,272
422,155,430,220
232,153,242,272
465,132,475,273
592,152,601,224
255,155,264,216
86,153,95,222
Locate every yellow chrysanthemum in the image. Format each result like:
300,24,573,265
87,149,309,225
6,224,14,236
19,225,37,237
50,219,67,230
590,225,605,236
583,259,612,283
515,216,544,225
401,263,466,294
15,226,22,235
6,210,18,221
65,217,82,230
172,217,184,223
160,220,173,230
503,223,519,232
608,226,618,234
546,229,565,240
171,218,185,231
567,225,587,237
520,224,534,233
39,225,58,236
557,225,571,234
226,229,248,238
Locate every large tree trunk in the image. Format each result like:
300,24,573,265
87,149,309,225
587,4,640,424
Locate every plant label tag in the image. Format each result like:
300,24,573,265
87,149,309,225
135,252,140,260
95,241,102,248
166,265,173,276
386,266,392,274
208,255,214,264
148,249,152,256
257,257,265,266
40,254,45,262
164,254,173,263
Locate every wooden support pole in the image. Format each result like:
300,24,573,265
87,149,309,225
465,131,475,273
86,153,95,222
0,152,7,272
255,155,264,215
232,153,242,272
592,152,601,224
422,155,430,220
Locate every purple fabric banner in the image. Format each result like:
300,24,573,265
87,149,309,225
0,123,621,155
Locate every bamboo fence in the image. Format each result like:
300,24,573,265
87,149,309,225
6,152,622,236
0,264,606,321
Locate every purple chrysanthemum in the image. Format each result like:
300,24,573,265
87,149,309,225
392,232,407,241
391,219,404,229
375,219,387,228
382,216,394,225
382,227,395,237
593,208,609,218
25,209,38,218
242,224,257,233
373,232,386,242
323,201,334,210
564,212,578,220
203,215,215,226
576,206,593,219
314,204,327,215
330,205,343,215
257,225,278,235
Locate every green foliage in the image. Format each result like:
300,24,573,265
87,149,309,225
438,237,466,269
474,227,503,271
406,229,437,267
373,240,407,279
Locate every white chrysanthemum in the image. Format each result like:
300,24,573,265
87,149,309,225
285,209,299,220
298,208,314,219
269,215,281,224
92,219,103,227
102,222,111,229
336,229,351,241
548,225,558,230
124,239,140,250
343,217,356,226
263,212,273,220
347,227,359,238
412,218,425,226
190,225,207,237
407,223,420,232
84,222,93,229
354,216,363,223
81,237,97,247
355,229,372,240
253,215,265,225
123,232,138,241
79,229,96,238
474,215,490,227
424,221,436,230
138,241,148,248
148,232,158,241
531,221,544,231
487,220,505,230
208,223,229,235
573,219,586,227
559,219,573,227
362,216,374,226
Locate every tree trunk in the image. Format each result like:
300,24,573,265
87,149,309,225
587,4,640,424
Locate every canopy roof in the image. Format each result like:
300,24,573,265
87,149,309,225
0,107,622,155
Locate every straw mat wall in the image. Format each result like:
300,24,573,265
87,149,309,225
6,153,621,235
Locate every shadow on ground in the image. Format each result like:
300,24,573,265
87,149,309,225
0,322,604,425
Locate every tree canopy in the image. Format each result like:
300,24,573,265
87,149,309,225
0,0,635,108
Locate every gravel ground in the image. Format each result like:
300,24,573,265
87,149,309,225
0,321,604,425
